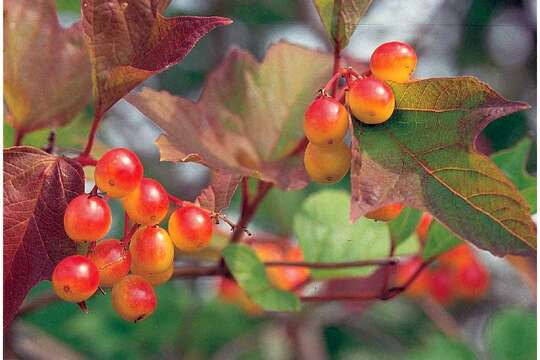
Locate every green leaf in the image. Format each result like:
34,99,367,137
408,334,475,360
491,138,536,212
221,244,300,312
388,208,422,245
423,221,462,259
351,77,536,257
293,190,391,279
313,0,373,49
486,309,536,360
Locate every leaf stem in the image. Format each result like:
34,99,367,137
80,111,103,158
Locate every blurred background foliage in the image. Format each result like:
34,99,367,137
5,0,536,359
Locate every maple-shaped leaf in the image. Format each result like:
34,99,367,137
196,171,241,213
4,147,84,330
313,0,373,49
128,42,333,190
351,77,536,257
81,0,232,116
4,0,92,134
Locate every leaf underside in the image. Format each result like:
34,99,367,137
196,170,242,213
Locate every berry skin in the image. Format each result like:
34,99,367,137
129,226,174,273
416,213,433,243
438,244,475,269
131,262,173,286
428,268,455,305
52,255,100,302
365,203,404,222
304,96,349,146
88,239,131,287
94,148,143,198
347,77,395,125
370,41,417,83
121,178,169,225
394,257,430,298
64,194,112,242
111,275,157,322
304,141,351,184
168,205,213,252
456,260,490,300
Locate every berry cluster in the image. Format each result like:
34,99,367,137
303,41,417,184
53,148,214,322
395,214,490,305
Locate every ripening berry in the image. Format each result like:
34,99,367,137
347,77,395,125
131,262,174,286
52,255,100,302
456,260,490,300
394,257,430,298
168,205,213,252
64,194,112,242
111,275,157,322
428,267,455,305
304,96,349,146
370,41,417,83
438,244,475,269
365,203,404,222
129,226,174,273
94,148,144,198
122,178,169,225
88,239,131,287
416,213,433,243
304,141,351,184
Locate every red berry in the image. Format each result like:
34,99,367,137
122,178,169,225
168,205,213,252
416,213,433,242
347,77,395,125
111,274,157,322
88,239,131,287
64,194,111,242
394,257,430,298
304,96,349,146
52,255,100,302
94,148,143,198
365,203,404,222
129,226,174,273
438,244,475,269
370,41,417,83
456,260,490,300
428,267,455,305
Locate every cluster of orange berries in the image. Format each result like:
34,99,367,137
52,148,214,322
303,41,417,184
395,214,491,305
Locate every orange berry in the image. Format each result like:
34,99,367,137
365,203,404,222
370,41,417,83
304,141,351,184
347,77,395,124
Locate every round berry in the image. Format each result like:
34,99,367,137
218,277,261,315
365,203,404,222
168,205,213,252
121,178,169,225
304,96,349,146
304,141,351,184
52,255,99,302
129,226,174,273
131,262,173,286
347,77,395,125
428,267,455,305
94,148,143,198
111,275,156,322
64,194,111,242
88,239,131,287
438,244,475,269
456,261,489,299
370,41,417,83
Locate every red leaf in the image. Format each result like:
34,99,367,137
81,0,232,115
3,147,85,329
197,171,242,213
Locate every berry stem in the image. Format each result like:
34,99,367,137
331,42,342,96
122,223,140,249
74,154,97,167
42,131,56,154
168,194,184,207
80,111,103,158
13,129,25,146
264,258,398,269
230,180,272,243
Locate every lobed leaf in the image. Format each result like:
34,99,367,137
3,147,85,329
4,0,92,134
128,42,333,190
313,0,373,49
351,77,536,257
196,171,242,213
81,0,232,116
222,244,300,312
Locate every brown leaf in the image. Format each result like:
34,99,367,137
128,42,333,190
4,0,92,134
81,0,232,116
4,147,84,329
197,171,242,213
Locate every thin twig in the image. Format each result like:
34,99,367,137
13,129,25,146
172,265,226,278
81,112,102,157
264,258,398,269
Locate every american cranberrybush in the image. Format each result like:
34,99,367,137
129,226,174,273
370,41,417,83
456,260,490,300
365,203,404,221
88,239,131,287
131,262,173,286
304,96,349,146
111,274,157,322
168,205,213,252
52,255,100,302
94,147,144,198
304,141,351,184
347,77,395,125
428,267,455,305
64,194,111,242
122,178,169,225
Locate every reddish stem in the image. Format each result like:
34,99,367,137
74,154,97,167
14,129,25,146
168,194,184,207
241,177,250,214
264,258,397,269
122,224,140,249
81,111,103,158
173,265,226,278
330,42,342,96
